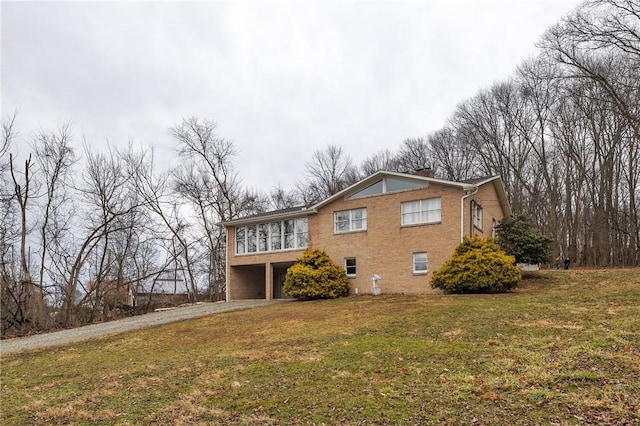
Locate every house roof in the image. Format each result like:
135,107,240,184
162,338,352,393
311,171,478,210
220,171,511,226
473,175,512,216
135,278,189,295
460,175,497,185
220,205,310,227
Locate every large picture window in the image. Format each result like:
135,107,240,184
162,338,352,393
235,218,308,255
334,208,367,233
401,198,441,225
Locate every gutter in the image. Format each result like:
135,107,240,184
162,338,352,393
460,186,478,242
219,207,313,227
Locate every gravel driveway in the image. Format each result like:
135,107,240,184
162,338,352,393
0,299,284,356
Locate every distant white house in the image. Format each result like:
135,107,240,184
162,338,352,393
133,271,191,307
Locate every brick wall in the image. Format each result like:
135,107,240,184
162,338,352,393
311,182,467,294
228,264,266,299
467,181,506,239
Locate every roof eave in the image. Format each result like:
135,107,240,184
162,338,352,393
485,175,512,217
219,208,315,227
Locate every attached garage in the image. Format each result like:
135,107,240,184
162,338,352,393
229,264,266,299
228,261,296,300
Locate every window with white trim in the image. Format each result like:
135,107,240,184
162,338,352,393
270,222,282,250
401,198,441,225
247,225,257,253
344,258,357,276
296,218,308,247
413,252,428,274
258,223,269,252
491,218,497,237
334,208,367,233
284,219,295,249
235,218,308,255
473,202,483,230
235,226,246,254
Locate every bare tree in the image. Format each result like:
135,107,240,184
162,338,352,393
0,112,18,266
169,117,265,299
299,144,359,205
0,111,16,175
129,147,201,303
268,185,301,210
395,138,433,172
564,0,640,58
428,128,478,181
540,0,640,139
359,149,402,176
32,123,76,302
9,153,32,286
59,144,141,325
170,117,246,221
451,81,535,213
172,164,228,300
0,112,36,335
539,0,640,264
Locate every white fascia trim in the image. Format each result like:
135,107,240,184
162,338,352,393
220,209,314,227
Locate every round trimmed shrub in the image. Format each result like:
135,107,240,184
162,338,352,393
431,237,521,293
283,249,350,300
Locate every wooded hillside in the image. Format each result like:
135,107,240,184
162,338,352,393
2,0,638,336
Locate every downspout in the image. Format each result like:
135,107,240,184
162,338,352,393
460,187,478,242
225,226,230,303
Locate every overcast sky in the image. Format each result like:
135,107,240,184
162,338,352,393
2,0,582,191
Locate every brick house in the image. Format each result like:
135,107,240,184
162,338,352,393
222,170,510,301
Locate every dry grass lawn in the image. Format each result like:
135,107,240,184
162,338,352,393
1,269,639,425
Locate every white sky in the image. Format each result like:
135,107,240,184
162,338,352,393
2,0,582,191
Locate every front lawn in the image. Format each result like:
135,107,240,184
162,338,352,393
2,269,639,425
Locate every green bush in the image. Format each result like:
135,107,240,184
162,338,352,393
283,249,350,300
496,215,552,264
431,237,521,293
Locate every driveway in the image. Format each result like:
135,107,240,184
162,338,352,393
1,300,284,356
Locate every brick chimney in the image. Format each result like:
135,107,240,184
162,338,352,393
412,168,435,178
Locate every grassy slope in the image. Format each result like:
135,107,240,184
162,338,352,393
1,269,639,425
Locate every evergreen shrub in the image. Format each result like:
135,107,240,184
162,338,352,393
431,237,521,293
496,215,552,264
283,249,350,300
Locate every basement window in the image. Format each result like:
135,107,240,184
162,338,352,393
413,252,428,274
345,258,357,277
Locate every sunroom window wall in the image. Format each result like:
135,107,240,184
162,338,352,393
235,218,308,255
